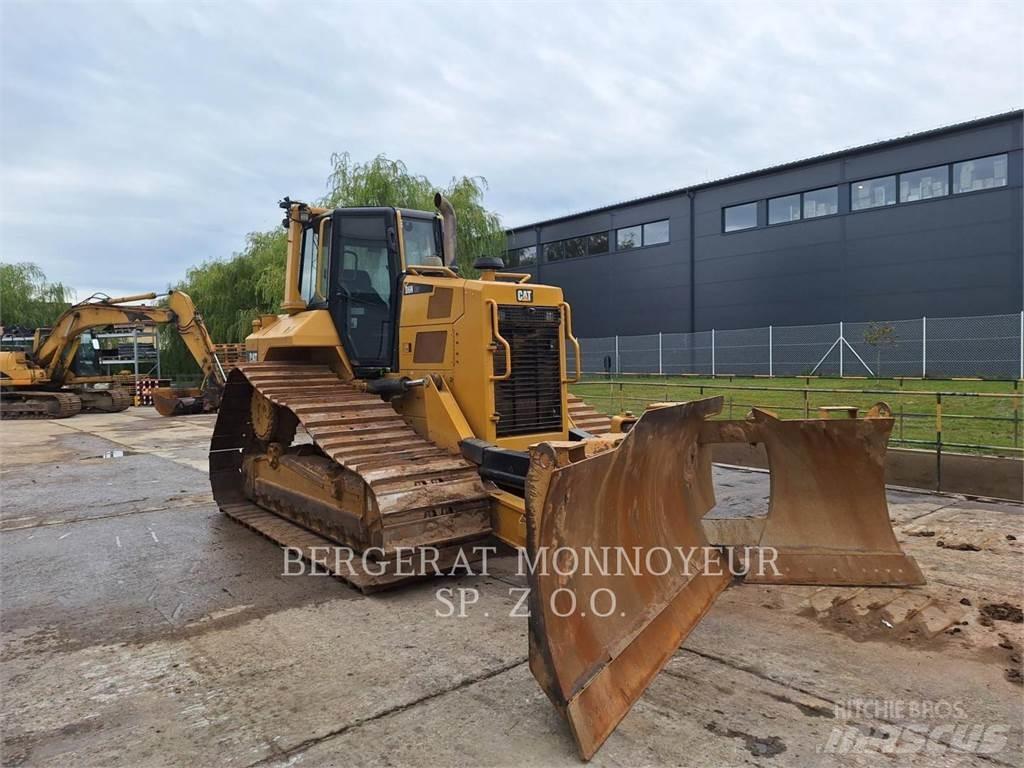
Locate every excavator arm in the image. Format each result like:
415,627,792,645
33,290,225,394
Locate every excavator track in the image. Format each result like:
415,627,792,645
81,387,133,413
0,390,83,420
210,362,493,592
567,393,612,434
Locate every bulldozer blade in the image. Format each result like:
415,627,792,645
152,386,206,417
705,408,925,587
525,398,732,760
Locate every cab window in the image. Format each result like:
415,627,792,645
402,217,441,266
299,218,331,305
331,214,396,367
299,226,318,303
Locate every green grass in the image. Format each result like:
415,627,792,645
571,375,1023,456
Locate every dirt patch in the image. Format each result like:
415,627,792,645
767,692,834,719
980,602,1023,624
936,540,981,551
705,721,787,758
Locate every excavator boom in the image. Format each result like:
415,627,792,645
0,290,224,419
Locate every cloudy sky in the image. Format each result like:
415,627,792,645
1,0,1021,298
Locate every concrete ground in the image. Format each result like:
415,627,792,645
1,409,1022,768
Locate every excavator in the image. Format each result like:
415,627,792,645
0,291,225,419
210,195,925,760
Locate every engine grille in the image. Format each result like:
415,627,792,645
493,305,563,438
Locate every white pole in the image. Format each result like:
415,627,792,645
839,321,844,378
615,335,620,375
711,328,716,377
768,325,773,378
658,331,663,376
1019,310,1023,381
922,316,927,379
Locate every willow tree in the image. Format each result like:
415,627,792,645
323,153,506,275
0,262,74,331
161,153,505,379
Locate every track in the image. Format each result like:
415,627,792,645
210,363,493,591
82,387,133,413
0,391,83,419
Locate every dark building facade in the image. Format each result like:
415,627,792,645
505,111,1023,337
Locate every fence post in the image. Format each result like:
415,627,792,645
922,316,927,379
711,328,716,377
768,325,773,378
839,321,844,378
658,332,663,376
615,335,620,375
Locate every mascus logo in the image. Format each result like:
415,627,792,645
516,288,533,303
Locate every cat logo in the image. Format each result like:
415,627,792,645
516,288,533,303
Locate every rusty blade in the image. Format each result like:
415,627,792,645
525,398,732,760
741,408,925,586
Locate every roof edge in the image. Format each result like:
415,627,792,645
507,108,1023,233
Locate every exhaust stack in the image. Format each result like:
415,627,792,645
434,192,457,266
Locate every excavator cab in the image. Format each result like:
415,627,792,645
71,331,103,377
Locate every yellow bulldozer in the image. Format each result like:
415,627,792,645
0,291,225,419
210,195,925,759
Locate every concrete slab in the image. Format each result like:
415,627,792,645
1,408,1021,767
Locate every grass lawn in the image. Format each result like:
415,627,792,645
571,375,1023,456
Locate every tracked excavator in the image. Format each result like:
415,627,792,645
0,291,224,419
210,195,925,759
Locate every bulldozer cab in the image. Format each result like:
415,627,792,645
298,207,443,373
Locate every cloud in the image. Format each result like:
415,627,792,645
1,0,1021,297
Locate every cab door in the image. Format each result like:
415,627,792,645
328,210,400,371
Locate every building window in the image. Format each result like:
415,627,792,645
900,165,948,202
768,194,801,225
723,202,757,232
543,241,564,262
953,154,1008,193
616,225,642,250
506,245,536,267
642,219,669,245
588,232,609,255
565,237,586,260
850,175,896,210
802,186,838,218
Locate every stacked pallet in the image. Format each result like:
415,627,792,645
213,343,248,369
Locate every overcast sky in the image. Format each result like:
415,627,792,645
1,0,1021,298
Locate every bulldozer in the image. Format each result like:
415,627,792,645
210,195,925,759
0,291,225,419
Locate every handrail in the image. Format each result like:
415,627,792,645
486,299,512,382
492,272,532,284
560,302,581,383
406,264,460,278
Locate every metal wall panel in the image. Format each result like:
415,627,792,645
505,114,1023,337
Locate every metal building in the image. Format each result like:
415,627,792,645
505,110,1023,337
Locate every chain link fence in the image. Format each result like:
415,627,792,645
579,312,1024,379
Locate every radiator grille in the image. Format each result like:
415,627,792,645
494,305,563,437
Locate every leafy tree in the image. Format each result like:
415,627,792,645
0,262,74,331
863,322,898,377
161,153,505,379
159,230,287,379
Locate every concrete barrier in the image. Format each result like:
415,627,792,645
710,444,1023,502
